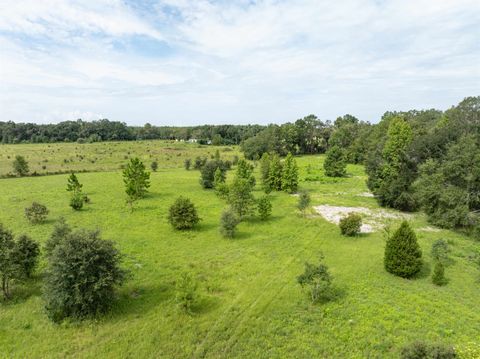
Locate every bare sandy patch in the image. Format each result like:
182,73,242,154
313,205,411,233
419,226,441,232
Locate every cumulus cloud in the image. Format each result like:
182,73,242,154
0,0,478,124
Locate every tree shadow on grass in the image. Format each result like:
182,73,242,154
3,274,43,306
190,295,221,315
232,230,253,240
414,261,432,279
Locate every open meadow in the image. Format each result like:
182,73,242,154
0,141,479,358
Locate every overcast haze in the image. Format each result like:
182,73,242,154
0,0,479,126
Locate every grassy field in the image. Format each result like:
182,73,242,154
0,142,479,358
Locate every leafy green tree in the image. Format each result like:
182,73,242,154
45,218,71,257
257,195,272,220
432,261,447,286
0,224,16,299
260,153,272,193
236,159,256,188
12,234,40,278
431,239,450,264
12,155,29,176
25,202,49,224
184,158,191,170
384,221,422,278
228,178,255,218
323,145,346,177
200,160,227,189
297,191,311,216
268,153,283,191
168,197,200,230
44,229,126,322
175,271,198,313
150,161,158,172
214,167,226,187
339,213,362,236
297,254,335,303
220,208,240,238
282,152,299,193
123,157,150,209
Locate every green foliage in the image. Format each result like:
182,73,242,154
384,221,422,278
24,202,49,224
297,254,335,303
194,156,207,170
200,160,226,189
227,178,255,218
66,173,82,192
213,167,226,188
260,153,272,193
432,261,447,286
339,213,362,236
257,195,272,220
220,208,240,238
431,239,450,264
0,224,16,299
123,157,150,208
282,152,299,193
12,155,29,176
12,234,40,278
45,218,71,257
268,153,283,191
150,161,158,172
69,190,84,210
184,158,191,170
168,197,200,230
235,159,256,188
400,341,456,359
44,229,126,322
175,271,198,313
297,191,311,216
66,173,86,210
323,145,347,177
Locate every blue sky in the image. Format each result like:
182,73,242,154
0,0,478,125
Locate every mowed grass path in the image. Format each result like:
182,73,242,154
0,154,479,358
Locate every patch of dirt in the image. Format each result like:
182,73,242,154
358,192,375,198
313,205,411,233
419,226,441,232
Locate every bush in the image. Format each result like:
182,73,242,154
432,261,447,286
175,271,198,313
431,239,450,263
220,208,240,238
70,190,84,210
194,156,207,170
184,158,191,170
297,191,311,216
13,234,40,278
45,218,71,257
384,221,422,278
168,197,200,230
339,213,362,236
200,160,226,189
297,254,335,303
44,229,126,322
257,195,272,220
400,341,456,359
25,202,49,224
12,155,29,176
150,161,158,171
0,224,16,299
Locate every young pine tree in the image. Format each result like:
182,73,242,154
0,224,16,299
384,221,422,278
257,195,272,220
268,153,283,191
12,155,29,176
123,158,150,209
220,208,240,238
282,152,299,193
168,197,200,230
323,145,347,177
432,261,447,286
297,191,311,216
236,159,256,188
228,178,256,218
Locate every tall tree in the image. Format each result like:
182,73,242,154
282,152,299,193
268,153,283,191
323,145,346,177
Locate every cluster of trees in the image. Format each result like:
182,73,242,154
366,97,480,236
259,152,299,194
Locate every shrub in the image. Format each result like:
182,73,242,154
194,156,206,170
297,254,335,303
432,261,447,286
45,218,71,257
13,234,40,278
44,229,126,322
200,160,226,189
297,191,311,216
220,208,240,238
168,197,200,230
384,221,422,278
12,155,29,176
257,195,272,220
400,341,456,359
175,271,198,313
70,190,84,210
25,202,49,224
339,213,362,236
0,224,16,299
323,145,346,177
431,239,450,263
150,161,158,172
184,158,191,170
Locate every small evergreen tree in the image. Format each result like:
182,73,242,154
168,197,200,230
150,161,158,172
228,178,256,218
432,261,447,286
214,167,226,187
123,157,150,210
268,153,283,191
297,254,335,303
297,191,311,216
69,191,84,210
257,195,272,220
12,155,29,176
282,152,299,193
431,239,450,264
339,213,362,236
260,153,272,193
175,271,198,313
66,173,82,192
44,229,126,322
324,145,347,177
0,224,16,299
66,173,85,210
236,159,256,188
184,158,191,170
220,208,240,238
12,234,40,278
25,202,49,224
384,221,422,278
